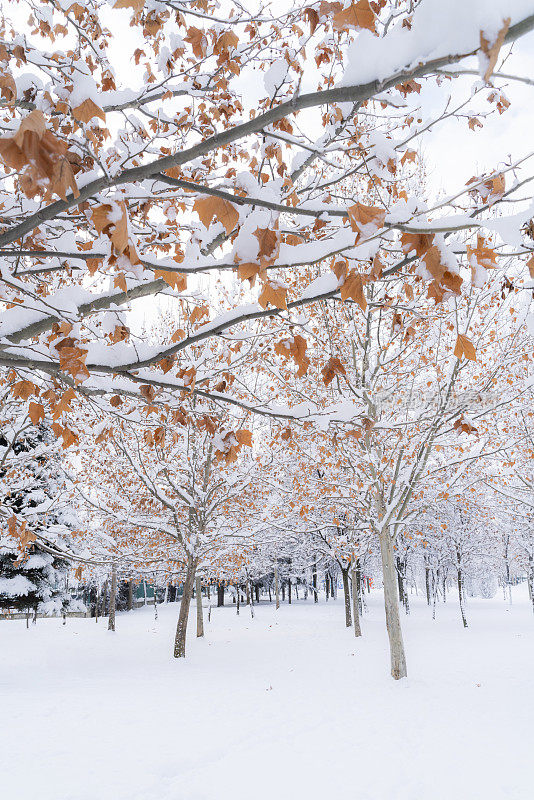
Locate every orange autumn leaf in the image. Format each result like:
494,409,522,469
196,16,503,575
340,270,367,311
480,18,510,82
258,281,288,310
454,334,477,362
322,356,346,386
194,196,239,234
114,0,145,9
0,71,16,105
332,0,376,33
12,380,36,400
72,98,106,124
347,202,385,238
154,269,187,291
28,401,45,425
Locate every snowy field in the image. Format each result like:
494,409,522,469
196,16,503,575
2,589,533,800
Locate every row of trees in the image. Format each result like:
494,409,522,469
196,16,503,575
1,0,533,677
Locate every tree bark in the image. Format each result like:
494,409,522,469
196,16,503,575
351,565,362,637
274,563,280,610
245,581,250,605
288,580,292,604
378,529,407,679
457,567,468,628
341,566,352,627
312,561,318,602
196,574,204,638
173,557,197,658
127,580,134,611
217,582,224,607
108,562,117,632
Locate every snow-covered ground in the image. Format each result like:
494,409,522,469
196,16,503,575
1,588,533,800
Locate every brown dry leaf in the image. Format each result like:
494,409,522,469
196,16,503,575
454,334,477,361
185,27,208,59
13,109,47,147
274,335,310,377
322,356,346,386
214,31,239,54
72,98,106,124
332,0,376,32
193,196,239,234
258,281,288,310
113,0,145,11
154,269,187,291
190,305,209,325
340,270,367,311
254,227,280,259
400,149,417,166
480,18,510,82
236,429,253,447
527,255,534,279
28,401,45,425
421,245,446,282
237,262,266,286
466,236,497,269
400,231,434,257
468,117,483,131
304,7,320,34
12,379,36,400
0,71,16,105
347,202,385,237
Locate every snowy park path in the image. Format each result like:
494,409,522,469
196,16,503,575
1,590,533,800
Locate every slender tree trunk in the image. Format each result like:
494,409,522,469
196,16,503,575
236,586,240,615
281,582,285,602
207,583,210,600
245,581,250,605
425,562,431,606
255,585,260,603
325,573,330,601
312,561,318,602
108,562,117,632
341,566,352,627
528,556,534,614
274,563,280,610
127,580,134,611
351,565,362,637
457,567,468,628
378,529,407,680
288,581,292,604
217,582,224,607
196,574,204,638
173,558,197,658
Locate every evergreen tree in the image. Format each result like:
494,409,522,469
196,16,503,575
0,421,80,615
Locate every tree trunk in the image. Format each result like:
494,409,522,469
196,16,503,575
173,558,197,658
341,566,352,627
288,581,292,604
255,585,260,603
236,586,240,615
457,567,468,628
351,565,362,637
108,562,117,632
325,573,330,601
127,580,134,611
217,582,224,607
281,583,285,602
196,574,204,638
245,581,250,605
312,562,318,602
528,556,534,614
378,529,407,680
425,562,431,606
274,563,280,610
